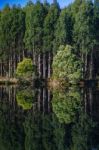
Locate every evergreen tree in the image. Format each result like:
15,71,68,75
74,0,95,79
54,8,73,53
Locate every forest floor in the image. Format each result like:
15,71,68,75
0,77,18,84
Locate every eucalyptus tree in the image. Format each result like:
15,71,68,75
43,0,60,78
0,5,25,77
54,7,73,54
74,0,95,79
24,0,47,78
0,4,11,77
93,0,99,77
24,1,34,58
9,5,25,76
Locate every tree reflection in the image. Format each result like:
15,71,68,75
52,87,81,124
0,88,25,150
24,110,67,150
71,113,96,150
16,87,35,110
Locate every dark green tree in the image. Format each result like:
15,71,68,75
74,0,95,79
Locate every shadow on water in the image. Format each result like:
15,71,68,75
0,85,99,150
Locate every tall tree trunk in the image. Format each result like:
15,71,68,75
13,49,16,77
85,52,87,79
0,61,3,77
43,88,45,114
89,88,93,116
43,53,46,79
38,89,41,111
90,49,93,79
48,51,51,78
38,54,41,78
9,56,11,78
48,89,51,113
81,53,84,79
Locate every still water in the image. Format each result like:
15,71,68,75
0,85,99,150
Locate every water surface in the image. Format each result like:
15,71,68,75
0,85,99,150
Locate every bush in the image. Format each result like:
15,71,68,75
16,58,36,80
52,45,82,84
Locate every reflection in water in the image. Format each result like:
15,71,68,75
52,87,81,124
16,87,35,110
0,86,99,149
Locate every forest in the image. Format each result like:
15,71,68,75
0,0,99,83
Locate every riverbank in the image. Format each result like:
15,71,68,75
0,77,18,84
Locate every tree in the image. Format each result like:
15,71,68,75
43,2,60,78
52,45,82,84
16,58,36,80
54,7,73,53
74,0,95,79
0,5,25,77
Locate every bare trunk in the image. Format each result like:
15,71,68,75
13,50,16,77
81,53,84,79
38,54,41,78
89,88,93,116
33,49,36,65
43,53,46,79
48,89,51,113
84,91,87,113
48,52,51,78
9,57,11,78
38,89,41,111
90,49,93,79
85,52,87,79
0,63,1,76
43,88,45,114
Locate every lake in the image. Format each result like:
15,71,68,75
0,85,99,150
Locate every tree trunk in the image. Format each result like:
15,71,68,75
85,52,87,79
38,54,41,78
43,88,45,114
89,88,93,116
81,53,84,79
48,52,51,78
43,53,46,79
9,57,11,78
90,49,93,79
0,61,3,77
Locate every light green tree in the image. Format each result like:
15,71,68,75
16,58,36,80
52,45,82,84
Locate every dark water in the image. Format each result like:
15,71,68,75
0,85,99,150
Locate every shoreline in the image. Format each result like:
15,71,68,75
0,77,18,84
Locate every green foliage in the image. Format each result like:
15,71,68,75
52,87,81,124
43,3,60,52
24,1,47,54
54,8,73,53
52,45,82,83
16,58,35,80
74,0,95,54
16,88,35,110
0,6,25,60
